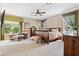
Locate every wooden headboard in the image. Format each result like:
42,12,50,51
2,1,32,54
42,27,62,32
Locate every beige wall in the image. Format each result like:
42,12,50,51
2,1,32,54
23,18,42,30
44,14,63,28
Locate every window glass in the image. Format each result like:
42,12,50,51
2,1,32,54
4,21,20,34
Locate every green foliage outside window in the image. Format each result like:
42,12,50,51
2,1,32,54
4,24,20,34
13,26,19,33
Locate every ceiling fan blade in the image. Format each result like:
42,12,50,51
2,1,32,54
41,12,46,14
34,13,42,16
31,9,45,16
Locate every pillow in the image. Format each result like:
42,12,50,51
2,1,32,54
51,29,59,32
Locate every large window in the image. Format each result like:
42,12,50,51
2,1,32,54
4,21,20,34
63,11,78,35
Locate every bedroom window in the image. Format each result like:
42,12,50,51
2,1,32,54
4,21,20,34
63,10,78,35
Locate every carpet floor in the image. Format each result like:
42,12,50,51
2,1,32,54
0,39,64,56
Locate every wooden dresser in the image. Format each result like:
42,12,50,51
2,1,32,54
64,35,79,56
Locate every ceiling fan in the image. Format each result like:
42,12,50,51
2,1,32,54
31,10,46,16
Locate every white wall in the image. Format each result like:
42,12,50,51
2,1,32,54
44,14,63,28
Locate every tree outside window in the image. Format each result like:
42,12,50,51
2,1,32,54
4,23,20,34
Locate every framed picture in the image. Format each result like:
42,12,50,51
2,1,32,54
24,22,30,29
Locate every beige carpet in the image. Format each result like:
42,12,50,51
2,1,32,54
0,40,42,56
15,40,63,56
0,39,63,56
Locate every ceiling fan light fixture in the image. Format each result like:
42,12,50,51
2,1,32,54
31,9,46,16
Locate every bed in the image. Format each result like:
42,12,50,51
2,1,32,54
33,28,63,44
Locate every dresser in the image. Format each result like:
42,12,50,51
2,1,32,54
64,35,79,56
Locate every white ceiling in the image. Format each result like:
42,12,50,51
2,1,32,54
1,3,79,20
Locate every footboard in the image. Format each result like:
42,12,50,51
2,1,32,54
34,30,49,43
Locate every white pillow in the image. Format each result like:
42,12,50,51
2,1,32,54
51,29,58,32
